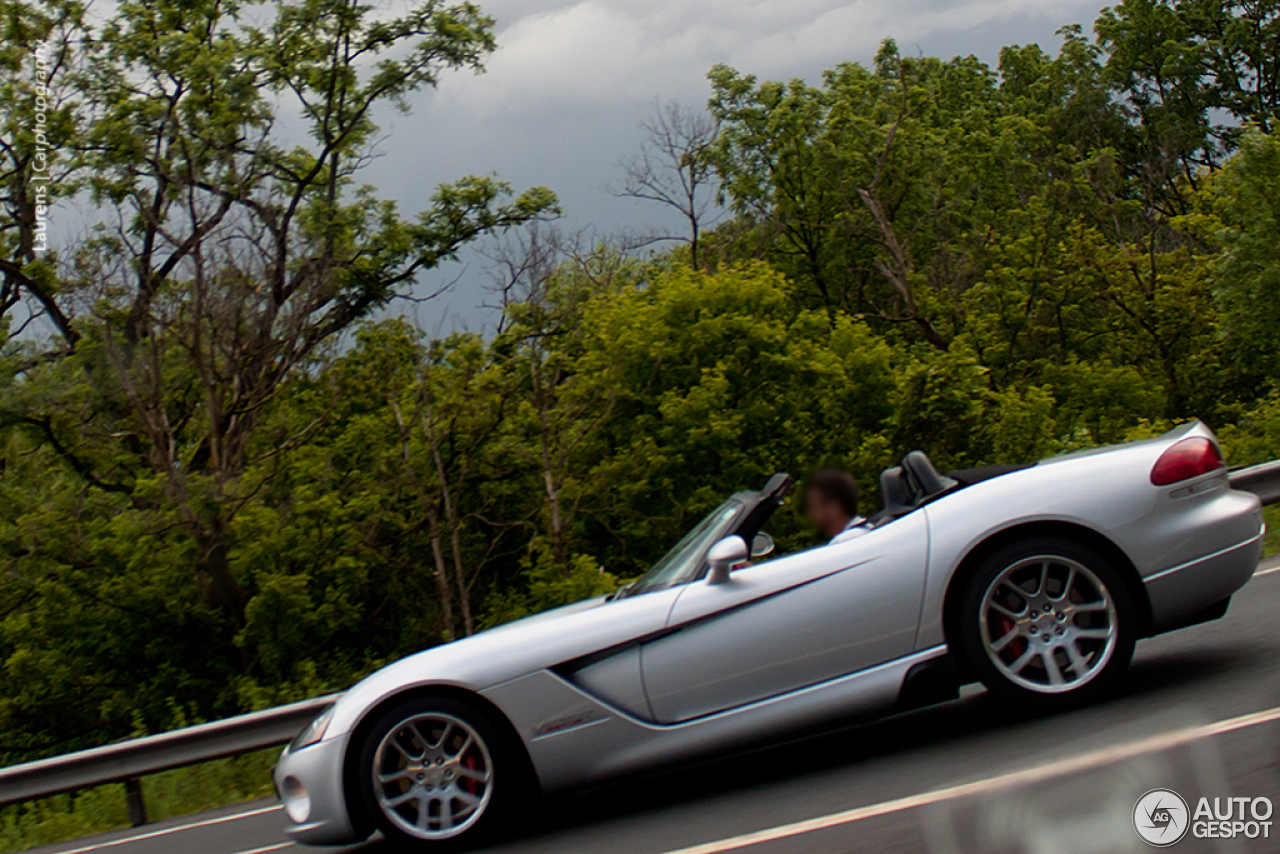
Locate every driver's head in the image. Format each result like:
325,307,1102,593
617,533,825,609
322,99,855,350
805,469,859,539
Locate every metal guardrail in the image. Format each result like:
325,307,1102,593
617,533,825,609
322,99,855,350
0,694,337,825
1230,460,1280,506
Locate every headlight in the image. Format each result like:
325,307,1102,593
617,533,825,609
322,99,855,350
290,705,336,751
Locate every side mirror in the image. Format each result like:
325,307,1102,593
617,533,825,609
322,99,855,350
751,531,775,558
707,535,748,585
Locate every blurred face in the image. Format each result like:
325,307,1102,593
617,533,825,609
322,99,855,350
805,489,850,539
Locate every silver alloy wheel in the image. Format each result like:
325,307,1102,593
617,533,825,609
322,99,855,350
372,712,495,840
978,555,1119,694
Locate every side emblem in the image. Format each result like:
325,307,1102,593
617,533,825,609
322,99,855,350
533,708,606,738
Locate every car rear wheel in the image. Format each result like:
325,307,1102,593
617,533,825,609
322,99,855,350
957,537,1137,709
355,697,518,850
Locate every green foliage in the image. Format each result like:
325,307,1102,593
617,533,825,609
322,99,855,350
1206,130,1280,387
1219,392,1280,466
481,542,621,629
1097,0,1280,169
706,16,1246,429
586,265,889,556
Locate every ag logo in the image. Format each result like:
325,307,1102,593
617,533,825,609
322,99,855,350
1134,788,1190,847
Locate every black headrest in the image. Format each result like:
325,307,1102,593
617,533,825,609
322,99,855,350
880,466,916,516
903,451,957,498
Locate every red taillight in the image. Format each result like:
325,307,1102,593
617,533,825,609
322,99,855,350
1150,437,1225,486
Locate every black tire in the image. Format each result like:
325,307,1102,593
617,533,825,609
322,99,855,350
955,536,1138,711
353,696,523,851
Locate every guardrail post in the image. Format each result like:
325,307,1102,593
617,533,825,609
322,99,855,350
124,778,147,827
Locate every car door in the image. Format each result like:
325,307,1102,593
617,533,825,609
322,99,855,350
638,511,930,724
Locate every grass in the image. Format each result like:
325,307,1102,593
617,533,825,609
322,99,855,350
1264,504,1280,557
0,748,279,853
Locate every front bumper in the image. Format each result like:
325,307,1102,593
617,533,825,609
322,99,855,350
273,732,362,845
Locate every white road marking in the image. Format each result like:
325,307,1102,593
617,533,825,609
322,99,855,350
663,703,1280,854
47,805,282,854
1255,561,1280,577
231,845,293,854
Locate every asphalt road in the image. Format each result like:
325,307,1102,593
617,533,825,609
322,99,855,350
27,558,1280,854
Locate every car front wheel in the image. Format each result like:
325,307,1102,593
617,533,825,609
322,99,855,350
957,537,1137,709
354,697,516,850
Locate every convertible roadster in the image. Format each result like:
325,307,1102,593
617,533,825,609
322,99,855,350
274,421,1263,848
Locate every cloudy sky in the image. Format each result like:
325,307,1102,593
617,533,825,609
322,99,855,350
362,0,1111,330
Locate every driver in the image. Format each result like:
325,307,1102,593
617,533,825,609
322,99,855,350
805,469,870,544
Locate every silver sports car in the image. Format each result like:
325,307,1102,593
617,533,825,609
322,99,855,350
274,421,1263,848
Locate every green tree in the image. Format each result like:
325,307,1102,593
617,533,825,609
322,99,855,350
571,262,898,568
1098,0,1280,189
0,0,554,754
7,0,554,619
1204,129,1280,388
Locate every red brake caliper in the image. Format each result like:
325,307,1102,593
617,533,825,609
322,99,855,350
997,615,1025,662
461,747,481,798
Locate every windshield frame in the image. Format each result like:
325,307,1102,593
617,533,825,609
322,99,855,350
615,473,791,600
621,500,746,597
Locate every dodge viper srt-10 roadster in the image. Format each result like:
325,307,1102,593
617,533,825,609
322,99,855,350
274,420,1263,848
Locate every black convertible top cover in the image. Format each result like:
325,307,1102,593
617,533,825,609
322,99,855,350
947,463,1034,487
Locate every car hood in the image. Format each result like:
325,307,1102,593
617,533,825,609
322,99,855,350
478,595,609,637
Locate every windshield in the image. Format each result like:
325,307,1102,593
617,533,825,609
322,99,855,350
623,500,744,596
